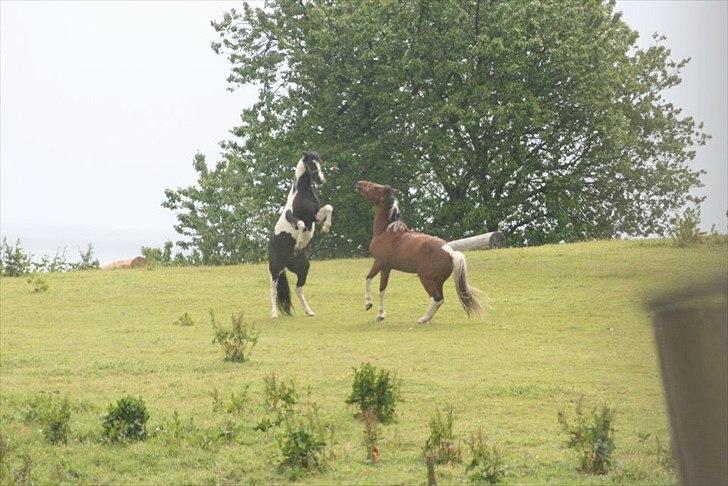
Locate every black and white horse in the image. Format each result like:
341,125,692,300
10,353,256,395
268,152,333,318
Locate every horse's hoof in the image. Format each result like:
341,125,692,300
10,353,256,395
271,314,279,319
306,311,315,317
365,303,373,311
377,316,385,321
417,317,430,324
322,224,331,233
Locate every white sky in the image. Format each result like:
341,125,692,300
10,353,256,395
0,1,726,261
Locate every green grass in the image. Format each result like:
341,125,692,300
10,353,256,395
1,238,725,484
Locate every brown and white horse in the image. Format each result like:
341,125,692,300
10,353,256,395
356,181,482,323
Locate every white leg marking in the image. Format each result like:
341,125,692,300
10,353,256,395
295,286,315,316
365,278,373,310
377,290,386,321
418,298,443,324
270,275,279,319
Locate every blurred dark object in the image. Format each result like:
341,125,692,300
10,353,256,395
650,277,727,485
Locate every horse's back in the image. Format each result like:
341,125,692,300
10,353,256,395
371,231,452,275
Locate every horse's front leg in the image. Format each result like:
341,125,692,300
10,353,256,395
316,204,333,233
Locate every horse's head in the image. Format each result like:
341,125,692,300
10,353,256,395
356,180,398,205
295,151,325,185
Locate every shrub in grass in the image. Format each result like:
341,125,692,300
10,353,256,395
278,406,332,472
264,373,298,417
26,275,49,294
210,385,250,416
210,310,259,362
423,406,461,464
345,363,402,423
24,393,71,444
174,312,195,326
558,398,615,474
101,396,149,442
671,206,703,247
465,431,506,484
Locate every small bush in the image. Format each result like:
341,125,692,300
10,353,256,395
558,398,616,475
363,407,380,463
345,363,402,423
278,404,333,472
424,406,462,464
24,393,71,444
174,312,195,326
465,431,506,484
211,310,259,362
671,206,704,247
26,275,49,293
263,373,298,423
101,396,149,442
0,238,33,277
210,385,250,416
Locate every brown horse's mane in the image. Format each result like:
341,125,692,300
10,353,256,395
385,198,409,232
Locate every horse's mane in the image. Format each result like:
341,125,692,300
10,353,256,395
385,198,409,232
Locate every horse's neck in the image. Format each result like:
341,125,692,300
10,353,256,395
373,205,391,235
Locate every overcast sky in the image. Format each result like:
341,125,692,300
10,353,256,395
1,1,726,261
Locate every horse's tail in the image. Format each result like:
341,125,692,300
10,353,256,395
445,245,483,318
276,271,292,315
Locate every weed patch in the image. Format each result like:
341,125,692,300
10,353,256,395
423,406,461,464
346,363,402,423
101,396,149,442
210,310,258,362
558,397,615,474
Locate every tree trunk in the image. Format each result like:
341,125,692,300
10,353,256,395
448,231,505,251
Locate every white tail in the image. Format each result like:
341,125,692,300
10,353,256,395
443,244,483,318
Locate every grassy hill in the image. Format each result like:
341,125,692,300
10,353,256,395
1,238,726,484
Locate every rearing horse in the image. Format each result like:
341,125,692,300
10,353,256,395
268,152,333,318
356,180,482,323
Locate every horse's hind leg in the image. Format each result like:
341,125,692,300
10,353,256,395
417,274,444,324
269,264,284,319
364,261,381,311
291,258,315,316
377,268,391,321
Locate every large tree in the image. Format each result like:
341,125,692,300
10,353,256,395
164,0,706,261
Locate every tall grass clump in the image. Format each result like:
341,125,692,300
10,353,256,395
423,406,461,464
24,394,71,444
671,207,703,247
345,363,402,423
101,396,149,442
26,275,49,293
465,431,506,484
558,398,616,474
210,310,259,362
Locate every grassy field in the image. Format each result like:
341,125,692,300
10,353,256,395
1,238,726,484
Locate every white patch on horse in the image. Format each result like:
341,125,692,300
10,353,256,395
386,220,407,232
441,244,456,257
316,161,325,183
294,157,306,179
294,226,315,254
389,199,399,219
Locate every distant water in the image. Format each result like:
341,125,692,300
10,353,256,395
0,222,178,265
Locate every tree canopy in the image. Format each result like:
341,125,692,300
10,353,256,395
163,0,707,263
